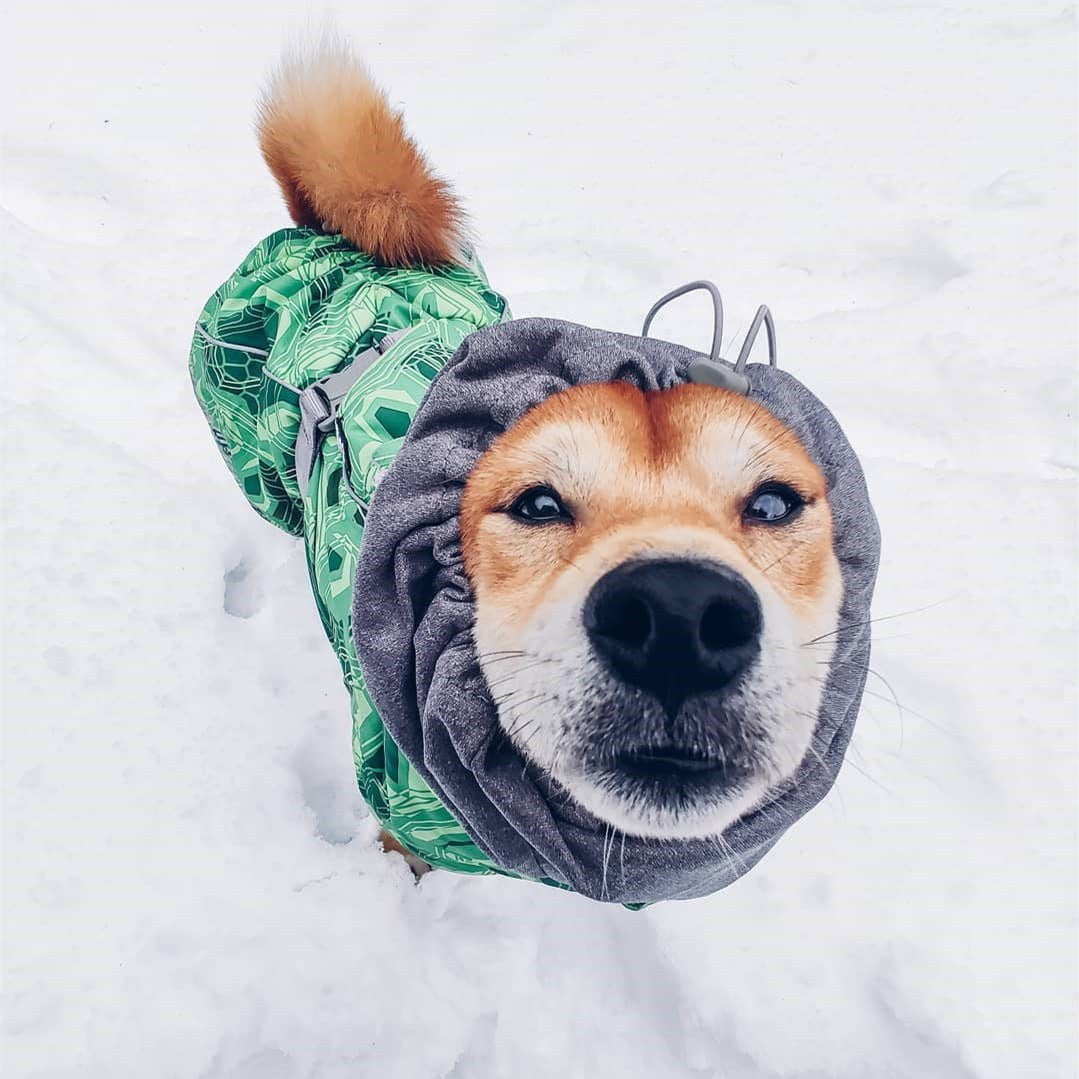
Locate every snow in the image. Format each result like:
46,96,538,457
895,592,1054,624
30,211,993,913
2,1,1076,1076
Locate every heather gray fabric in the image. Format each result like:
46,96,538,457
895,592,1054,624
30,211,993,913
352,318,880,904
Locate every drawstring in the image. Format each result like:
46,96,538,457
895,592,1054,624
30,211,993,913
641,280,777,394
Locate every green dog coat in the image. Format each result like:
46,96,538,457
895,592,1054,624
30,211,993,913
191,227,522,878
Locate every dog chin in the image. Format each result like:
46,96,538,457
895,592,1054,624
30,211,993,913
555,765,774,839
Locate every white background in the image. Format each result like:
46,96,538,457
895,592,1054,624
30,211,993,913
2,2,1076,1076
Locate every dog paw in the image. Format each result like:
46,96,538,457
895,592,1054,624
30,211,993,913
379,830,433,879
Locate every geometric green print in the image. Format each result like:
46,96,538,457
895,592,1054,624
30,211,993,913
190,228,514,875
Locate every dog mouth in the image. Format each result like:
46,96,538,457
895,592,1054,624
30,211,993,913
587,741,755,798
615,744,725,778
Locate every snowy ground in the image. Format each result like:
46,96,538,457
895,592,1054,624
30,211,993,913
2,2,1076,1076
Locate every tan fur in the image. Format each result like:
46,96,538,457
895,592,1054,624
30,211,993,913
379,829,432,878
461,381,837,626
258,46,465,266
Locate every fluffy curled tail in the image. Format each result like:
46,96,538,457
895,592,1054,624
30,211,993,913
257,43,465,266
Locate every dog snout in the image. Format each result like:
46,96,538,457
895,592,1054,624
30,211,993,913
584,559,762,714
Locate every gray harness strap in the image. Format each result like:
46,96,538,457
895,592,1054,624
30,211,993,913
295,327,411,498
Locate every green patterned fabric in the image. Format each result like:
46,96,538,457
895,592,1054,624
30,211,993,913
190,228,512,874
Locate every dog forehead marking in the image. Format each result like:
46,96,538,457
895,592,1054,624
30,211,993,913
473,380,825,511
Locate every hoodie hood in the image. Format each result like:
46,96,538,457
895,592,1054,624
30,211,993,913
352,317,881,904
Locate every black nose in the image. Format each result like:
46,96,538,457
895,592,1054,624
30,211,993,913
584,560,762,714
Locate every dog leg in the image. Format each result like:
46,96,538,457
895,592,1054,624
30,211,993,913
379,829,433,879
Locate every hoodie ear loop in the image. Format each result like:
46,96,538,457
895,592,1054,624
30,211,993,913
641,280,777,395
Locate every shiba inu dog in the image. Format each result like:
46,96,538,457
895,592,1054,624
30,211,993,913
196,43,868,894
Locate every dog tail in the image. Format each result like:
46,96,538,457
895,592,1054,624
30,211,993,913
257,41,465,267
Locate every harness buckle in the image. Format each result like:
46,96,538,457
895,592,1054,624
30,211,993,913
294,327,412,500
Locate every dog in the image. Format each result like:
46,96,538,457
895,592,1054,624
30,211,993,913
207,43,848,884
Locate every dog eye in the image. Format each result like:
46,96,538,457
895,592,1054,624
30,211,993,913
744,483,804,524
509,486,572,523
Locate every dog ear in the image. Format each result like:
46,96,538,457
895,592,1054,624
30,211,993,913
257,42,466,267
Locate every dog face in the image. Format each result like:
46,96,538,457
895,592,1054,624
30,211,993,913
460,381,842,839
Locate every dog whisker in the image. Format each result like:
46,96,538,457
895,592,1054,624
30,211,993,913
483,658,558,692
759,542,799,575
801,596,956,647
796,712,889,792
743,424,803,471
477,649,535,666
714,833,748,876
